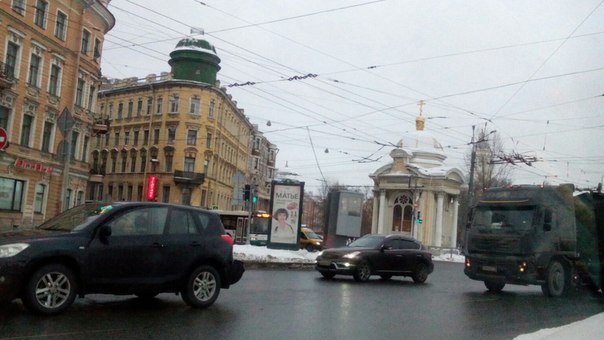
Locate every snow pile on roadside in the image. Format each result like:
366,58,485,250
234,244,318,263
233,244,465,264
514,312,604,340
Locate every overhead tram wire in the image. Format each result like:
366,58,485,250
488,0,604,121
115,3,422,152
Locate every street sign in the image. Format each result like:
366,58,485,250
0,127,8,150
57,107,75,134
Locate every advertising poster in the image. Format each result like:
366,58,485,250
268,181,304,249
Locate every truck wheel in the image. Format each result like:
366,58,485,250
484,280,505,292
182,265,221,308
353,261,371,282
22,264,77,315
541,260,568,297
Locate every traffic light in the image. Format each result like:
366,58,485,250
252,194,257,204
243,184,251,201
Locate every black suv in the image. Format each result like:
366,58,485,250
0,202,244,315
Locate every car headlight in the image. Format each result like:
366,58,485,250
0,243,29,258
343,251,360,259
314,242,321,246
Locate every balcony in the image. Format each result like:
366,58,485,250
0,62,16,90
173,170,205,185
89,166,105,183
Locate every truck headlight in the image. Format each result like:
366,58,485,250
0,243,29,258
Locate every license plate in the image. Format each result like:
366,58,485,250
482,265,497,272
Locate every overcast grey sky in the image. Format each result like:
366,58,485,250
101,0,604,193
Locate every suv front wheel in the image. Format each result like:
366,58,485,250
23,264,78,315
182,265,221,308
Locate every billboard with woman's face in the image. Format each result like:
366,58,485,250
268,181,304,250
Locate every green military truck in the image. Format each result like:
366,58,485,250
464,184,604,297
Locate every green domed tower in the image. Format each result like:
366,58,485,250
168,38,221,84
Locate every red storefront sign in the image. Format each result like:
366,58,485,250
14,158,53,173
147,175,157,200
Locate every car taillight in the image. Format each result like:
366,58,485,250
221,234,234,246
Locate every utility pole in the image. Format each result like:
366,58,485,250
468,125,476,208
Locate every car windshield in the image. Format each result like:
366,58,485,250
304,229,321,239
37,202,113,232
349,235,385,248
472,206,535,233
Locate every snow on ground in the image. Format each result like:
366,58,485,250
233,244,465,264
233,245,604,339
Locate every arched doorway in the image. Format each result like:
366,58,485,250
392,194,413,234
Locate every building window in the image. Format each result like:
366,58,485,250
114,131,120,146
127,101,133,118
75,78,85,106
393,195,413,233
146,97,152,115
143,130,149,145
108,103,113,119
124,131,130,145
41,121,53,153
5,41,20,79
153,128,160,144
137,99,142,116
184,156,195,172
209,100,215,119
204,159,209,174
34,0,48,28
121,153,127,172
87,85,96,111
162,186,170,203
81,29,91,55
20,114,33,147
76,190,84,206
105,133,110,147
70,131,79,160
189,97,200,115
133,130,139,146
167,128,175,144
82,136,89,163
34,183,46,213
48,63,62,96
0,106,10,130
206,132,212,148
12,0,26,15
140,153,147,172
27,53,41,87
156,97,163,114
111,157,117,173
187,130,197,145
0,177,24,211
165,154,173,172
169,95,179,113
130,154,137,172
117,102,123,119
93,38,101,59
55,10,67,40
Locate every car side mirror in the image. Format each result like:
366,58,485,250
381,245,391,252
99,225,112,242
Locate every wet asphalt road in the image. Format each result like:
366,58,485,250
0,262,602,340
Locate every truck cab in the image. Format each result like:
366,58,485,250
464,184,603,297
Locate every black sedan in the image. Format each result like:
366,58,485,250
315,234,433,283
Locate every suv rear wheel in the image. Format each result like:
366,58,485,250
23,264,77,315
182,265,221,308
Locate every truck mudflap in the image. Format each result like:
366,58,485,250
227,260,245,285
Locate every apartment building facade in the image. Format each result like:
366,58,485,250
0,0,114,229
89,38,277,211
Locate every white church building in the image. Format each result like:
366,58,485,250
370,112,464,248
